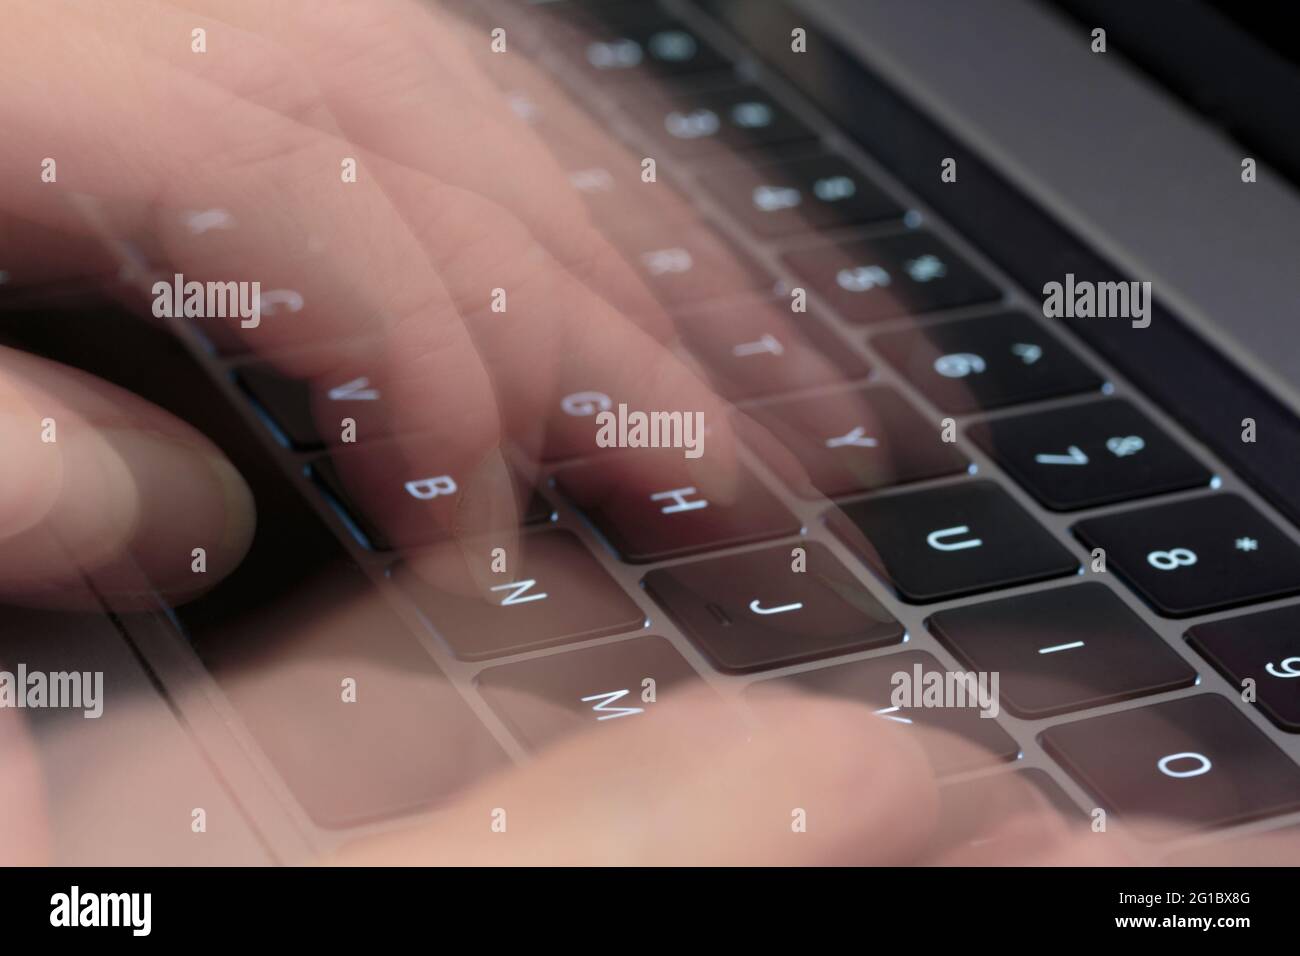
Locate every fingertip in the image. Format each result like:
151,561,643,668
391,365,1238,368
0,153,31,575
101,428,256,606
741,691,941,863
0,424,255,610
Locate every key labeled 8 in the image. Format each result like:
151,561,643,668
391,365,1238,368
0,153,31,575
1147,547,1197,571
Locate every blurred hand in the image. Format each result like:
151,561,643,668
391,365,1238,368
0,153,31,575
0,0,1287,867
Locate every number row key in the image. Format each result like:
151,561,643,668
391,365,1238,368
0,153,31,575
1073,494,1300,617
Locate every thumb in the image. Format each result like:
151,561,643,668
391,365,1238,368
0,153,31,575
333,690,942,866
0,344,255,610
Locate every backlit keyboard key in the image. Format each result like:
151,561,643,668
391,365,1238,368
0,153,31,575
746,650,1020,774
555,454,801,562
1040,694,1300,835
608,222,782,309
676,296,868,400
1187,605,1300,732
872,312,1102,412
235,361,394,450
700,152,902,238
829,480,1079,603
558,150,697,232
1073,494,1300,617
235,363,322,449
969,399,1211,510
311,443,551,551
928,582,1196,718
643,542,903,673
781,231,999,324
628,84,818,159
740,385,968,498
394,530,646,660
565,16,732,81
476,635,717,752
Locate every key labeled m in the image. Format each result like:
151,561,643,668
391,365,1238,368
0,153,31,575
580,689,645,721
490,579,548,606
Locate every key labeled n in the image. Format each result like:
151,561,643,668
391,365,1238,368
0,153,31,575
490,579,548,606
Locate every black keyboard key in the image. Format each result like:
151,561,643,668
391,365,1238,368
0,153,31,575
1187,605,1300,732
970,399,1211,510
928,582,1196,718
565,16,732,80
554,455,801,562
746,651,1019,774
1040,694,1300,834
872,312,1103,413
311,442,551,551
700,152,902,238
630,84,818,159
829,480,1079,603
781,231,999,325
476,635,725,752
557,147,698,233
235,361,399,451
676,296,868,401
394,530,646,660
235,363,321,449
740,385,968,498
1073,494,1300,617
609,222,781,309
643,542,903,673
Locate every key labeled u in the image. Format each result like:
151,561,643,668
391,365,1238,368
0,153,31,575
926,525,983,552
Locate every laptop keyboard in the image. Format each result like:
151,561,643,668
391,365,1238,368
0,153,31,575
4,0,1298,853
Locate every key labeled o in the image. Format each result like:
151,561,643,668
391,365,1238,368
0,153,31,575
1157,751,1211,779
